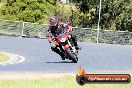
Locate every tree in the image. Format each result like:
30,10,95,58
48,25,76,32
71,0,132,31
0,0,56,23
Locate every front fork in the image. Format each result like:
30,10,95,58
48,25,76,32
64,40,77,55
59,39,77,58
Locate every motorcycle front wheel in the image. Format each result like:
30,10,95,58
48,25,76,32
66,48,78,63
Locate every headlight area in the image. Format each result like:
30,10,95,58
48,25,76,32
60,38,66,43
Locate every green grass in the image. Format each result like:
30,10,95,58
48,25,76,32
0,76,131,88
0,52,10,62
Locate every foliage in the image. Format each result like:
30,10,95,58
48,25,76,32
0,0,131,31
71,0,132,31
0,0,56,23
0,0,76,24
55,3,80,26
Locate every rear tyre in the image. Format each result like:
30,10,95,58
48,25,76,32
66,48,77,63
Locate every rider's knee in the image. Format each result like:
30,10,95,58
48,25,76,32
51,46,56,51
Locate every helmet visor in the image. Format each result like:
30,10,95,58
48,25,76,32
50,21,57,26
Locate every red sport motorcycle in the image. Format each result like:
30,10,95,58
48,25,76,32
51,33,78,63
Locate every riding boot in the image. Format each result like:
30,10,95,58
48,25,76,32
73,41,79,50
71,34,79,50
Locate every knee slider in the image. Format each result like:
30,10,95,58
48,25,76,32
51,46,56,51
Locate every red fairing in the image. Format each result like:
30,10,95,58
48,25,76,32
55,38,61,44
61,34,72,50
61,34,69,38
64,44,70,50
48,36,52,42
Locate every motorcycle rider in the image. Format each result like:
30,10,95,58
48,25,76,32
47,16,79,60
65,21,79,50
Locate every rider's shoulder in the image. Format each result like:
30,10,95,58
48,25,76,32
58,22,64,25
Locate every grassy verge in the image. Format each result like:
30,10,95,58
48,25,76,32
0,52,10,62
0,75,131,88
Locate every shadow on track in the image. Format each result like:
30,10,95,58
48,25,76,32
46,61,74,63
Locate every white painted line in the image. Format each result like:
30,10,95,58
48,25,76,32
0,52,25,65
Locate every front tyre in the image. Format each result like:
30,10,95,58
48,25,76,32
66,48,78,63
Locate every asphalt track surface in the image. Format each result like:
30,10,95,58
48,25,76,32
0,36,132,73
